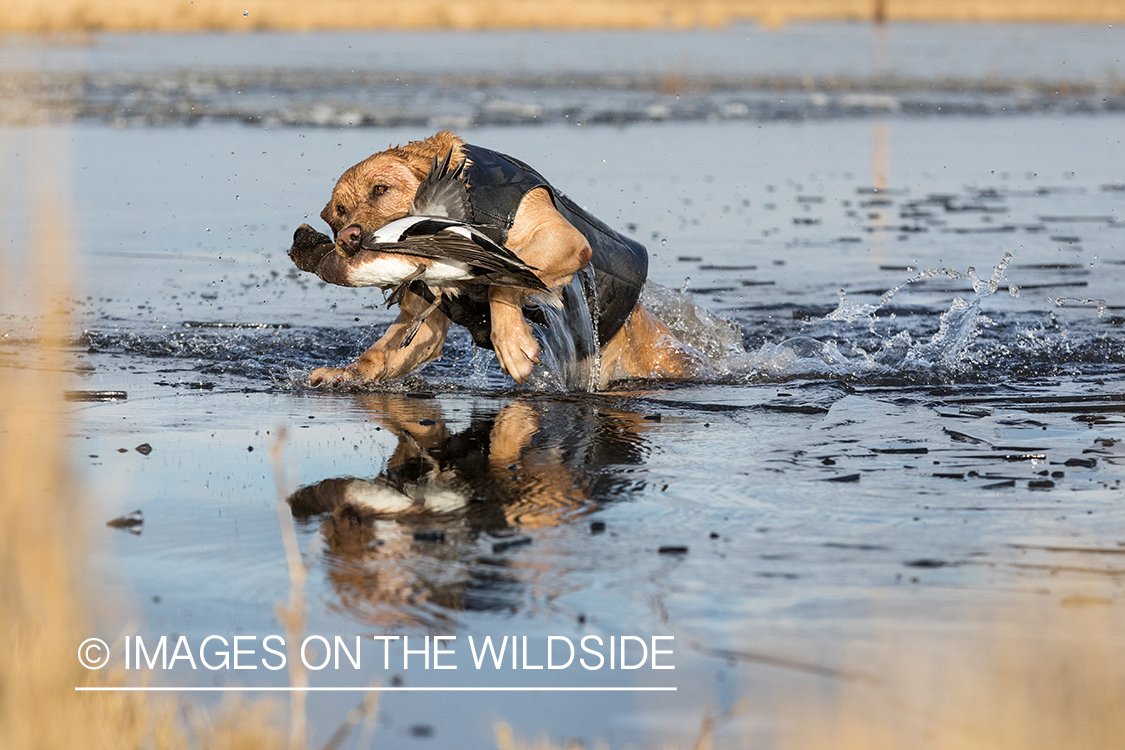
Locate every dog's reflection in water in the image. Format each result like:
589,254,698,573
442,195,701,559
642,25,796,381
287,393,655,627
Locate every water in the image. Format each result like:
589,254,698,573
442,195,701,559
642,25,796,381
3,23,1123,81
527,269,600,391
4,24,1125,131
3,26,1125,748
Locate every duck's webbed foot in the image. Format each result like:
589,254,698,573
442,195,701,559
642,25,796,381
400,290,443,349
384,265,426,309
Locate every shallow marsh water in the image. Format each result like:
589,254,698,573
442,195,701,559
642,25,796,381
2,26,1125,748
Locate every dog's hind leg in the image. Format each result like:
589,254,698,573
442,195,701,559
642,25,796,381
598,303,705,388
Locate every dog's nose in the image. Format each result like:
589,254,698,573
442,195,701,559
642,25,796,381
336,224,362,256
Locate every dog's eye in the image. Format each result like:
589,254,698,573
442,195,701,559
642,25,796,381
371,185,389,197
335,204,347,217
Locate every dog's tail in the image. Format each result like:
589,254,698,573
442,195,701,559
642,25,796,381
409,148,471,221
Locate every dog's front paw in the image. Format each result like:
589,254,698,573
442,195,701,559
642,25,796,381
308,366,352,385
309,348,389,386
492,323,540,385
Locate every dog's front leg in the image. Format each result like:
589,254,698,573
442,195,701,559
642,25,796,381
310,291,450,385
489,287,540,384
491,188,593,384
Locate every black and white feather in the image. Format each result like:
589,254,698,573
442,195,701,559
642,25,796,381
409,147,472,220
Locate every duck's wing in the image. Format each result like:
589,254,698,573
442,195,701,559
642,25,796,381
372,236,547,290
363,219,547,290
409,148,472,221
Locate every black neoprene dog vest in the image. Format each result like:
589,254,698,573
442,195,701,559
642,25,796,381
412,144,648,350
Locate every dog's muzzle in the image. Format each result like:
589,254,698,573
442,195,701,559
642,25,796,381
334,224,364,258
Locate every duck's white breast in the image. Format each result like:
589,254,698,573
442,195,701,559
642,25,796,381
346,256,420,287
346,255,472,288
419,259,473,283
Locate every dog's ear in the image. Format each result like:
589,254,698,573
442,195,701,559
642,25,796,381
422,130,461,157
390,131,464,180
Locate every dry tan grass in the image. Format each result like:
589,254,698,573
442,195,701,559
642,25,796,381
776,602,1125,750
494,596,1125,749
0,0,1122,33
0,126,288,750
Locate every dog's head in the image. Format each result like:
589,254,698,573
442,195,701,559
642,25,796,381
321,131,465,255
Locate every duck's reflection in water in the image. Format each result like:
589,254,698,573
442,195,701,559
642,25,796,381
288,393,655,628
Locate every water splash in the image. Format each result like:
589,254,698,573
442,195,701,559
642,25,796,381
526,275,749,390
464,344,498,389
584,253,1022,386
63,251,1124,392
723,253,1022,383
1052,297,1109,316
640,281,745,361
527,268,600,392
824,252,1017,328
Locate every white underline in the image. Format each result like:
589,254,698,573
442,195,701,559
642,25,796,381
76,686,676,692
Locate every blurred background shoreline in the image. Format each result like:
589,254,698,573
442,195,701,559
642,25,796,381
3,23,1123,129
2,0,1124,33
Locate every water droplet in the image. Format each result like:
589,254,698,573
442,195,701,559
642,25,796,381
966,266,981,294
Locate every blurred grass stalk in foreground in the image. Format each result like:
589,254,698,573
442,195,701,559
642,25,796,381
1,0,1124,33
0,130,286,749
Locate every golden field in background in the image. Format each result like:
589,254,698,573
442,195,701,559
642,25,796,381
1,0,1123,33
